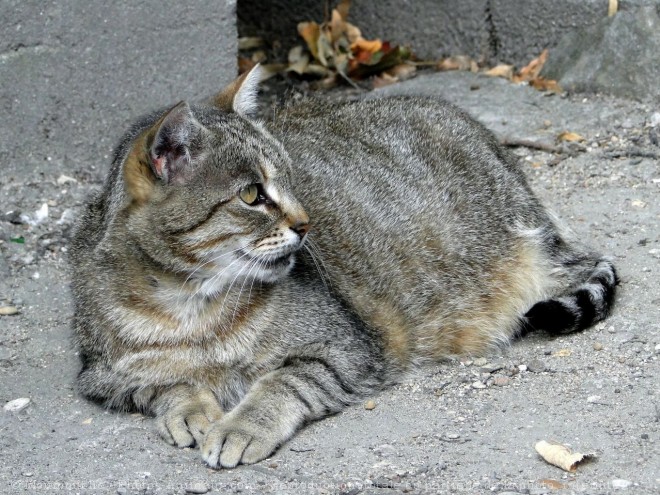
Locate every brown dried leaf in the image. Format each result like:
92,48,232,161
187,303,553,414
517,49,548,81
298,21,321,60
316,30,334,67
437,55,474,71
372,72,399,88
329,8,346,43
238,37,265,50
345,22,362,44
385,63,417,81
351,37,383,55
485,64,515,80
336,0,352,21
530,77,562,93
557,131,585,143
539,479,568,490
535,440,595,472
552,348,573,357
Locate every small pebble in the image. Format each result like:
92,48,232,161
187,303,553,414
364,400,376,410
526,359,547,373
492,376,510,387
446,433,461,440
471,381,487,389
593,342,604,351
185,483,210,494
655,343,660,353
611,479,632,489
0,306,19,316
518,364,528,372
473,357,488,367
641,433,649,440
3,397,30,412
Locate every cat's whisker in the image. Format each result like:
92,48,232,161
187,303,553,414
216,249,259,321
190,247,256,301
177,245,247,299
230,255,263,329
304,239,331,290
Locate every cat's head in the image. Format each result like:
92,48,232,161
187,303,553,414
118,65,309,295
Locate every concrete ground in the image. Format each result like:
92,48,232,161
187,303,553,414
1,71,658,494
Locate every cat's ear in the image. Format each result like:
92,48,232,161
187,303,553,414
124,101,198,203
149,101,196,183
211,64,262,117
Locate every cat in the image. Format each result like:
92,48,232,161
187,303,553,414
69,65,617,469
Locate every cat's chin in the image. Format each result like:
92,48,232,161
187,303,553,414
252,254,296,283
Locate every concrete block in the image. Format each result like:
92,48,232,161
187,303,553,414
0,1,237,180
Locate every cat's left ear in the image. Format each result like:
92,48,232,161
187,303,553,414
124,101,200,203
149,101,197,184
211,64,262,117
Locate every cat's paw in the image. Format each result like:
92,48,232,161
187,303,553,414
155,387,223,448
201,414,282,468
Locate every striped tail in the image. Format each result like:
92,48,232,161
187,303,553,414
524,259,618,334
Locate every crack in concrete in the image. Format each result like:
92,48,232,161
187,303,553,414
484,0,501,63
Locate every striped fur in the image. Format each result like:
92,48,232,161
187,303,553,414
524,259,618,334
69,66,618,469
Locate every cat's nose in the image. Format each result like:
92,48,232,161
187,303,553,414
290,220,310,239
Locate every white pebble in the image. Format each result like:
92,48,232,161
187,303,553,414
3,397,31,412
518,364,528,372
471,381,487,389
611,479,633,489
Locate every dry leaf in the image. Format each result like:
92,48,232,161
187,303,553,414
608,0,618,17
539,479,568,490
251,50,267,64
372,72,398,88
238,56,255,74
485,64,515,79
437,55,475,71
557,131,585,143
298,21,321,60
552,348,572,357
517,49,548,81
385,63,417,80
82,418,93,425
530,77,562,93
535,440,595,472
351,37,383,55
238,37,265,50
336,0,352,21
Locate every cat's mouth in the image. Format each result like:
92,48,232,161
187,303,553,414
241,250,296,283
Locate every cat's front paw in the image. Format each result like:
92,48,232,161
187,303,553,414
154,386,223,448
201,413,283,468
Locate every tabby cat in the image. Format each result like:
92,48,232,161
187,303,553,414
70,65,617,468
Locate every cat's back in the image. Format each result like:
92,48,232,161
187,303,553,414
269,96,554,361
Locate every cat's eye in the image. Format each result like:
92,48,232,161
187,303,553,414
239,184,260,205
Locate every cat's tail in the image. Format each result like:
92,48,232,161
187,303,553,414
522,257,618,335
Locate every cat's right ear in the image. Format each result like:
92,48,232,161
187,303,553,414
124,101,198,203
210,64,262,117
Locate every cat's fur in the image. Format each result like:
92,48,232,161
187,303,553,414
70,66,617,468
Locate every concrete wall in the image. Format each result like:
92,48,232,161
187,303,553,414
238,0,659,66
0,1,237,181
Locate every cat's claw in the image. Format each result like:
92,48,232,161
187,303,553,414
155,388,223,448
202,416,280,468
